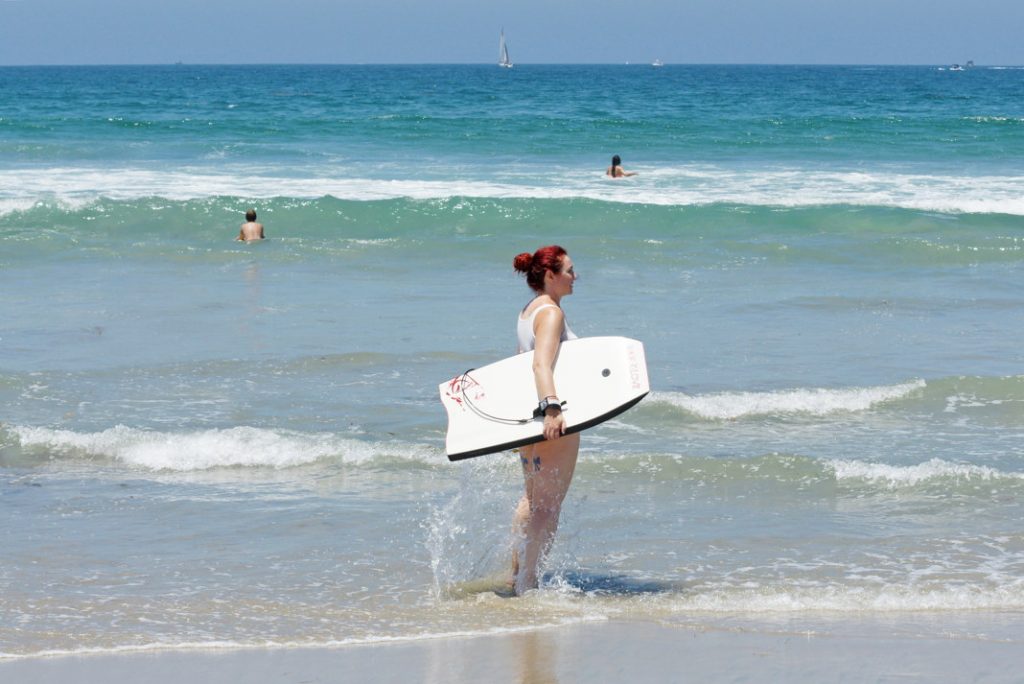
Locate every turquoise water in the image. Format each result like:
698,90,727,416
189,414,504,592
2,65,1024,659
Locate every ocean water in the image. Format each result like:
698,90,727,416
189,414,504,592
2,64,1024,659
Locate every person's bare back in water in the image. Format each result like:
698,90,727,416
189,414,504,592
606,154,637,178
237,209,266,241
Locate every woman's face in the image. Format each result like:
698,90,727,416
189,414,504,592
547,255,576,297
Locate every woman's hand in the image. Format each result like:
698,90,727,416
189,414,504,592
543,409,565,441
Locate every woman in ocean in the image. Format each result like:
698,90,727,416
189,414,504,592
606,154,636,178
510,245,579,594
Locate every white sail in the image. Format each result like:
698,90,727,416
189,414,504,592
499,30,513,68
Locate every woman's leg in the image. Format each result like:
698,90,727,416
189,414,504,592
512,433,580,594
510,480,530,582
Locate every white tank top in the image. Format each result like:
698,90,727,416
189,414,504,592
517,303,577,353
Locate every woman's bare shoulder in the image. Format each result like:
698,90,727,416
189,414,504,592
522,295,557,317
532,303,565,327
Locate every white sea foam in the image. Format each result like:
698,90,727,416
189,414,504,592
650,380,925,420
10,424,442,471
665,583,1024,613
827,457,1024,488
0,617,602,661
2,166,1024,215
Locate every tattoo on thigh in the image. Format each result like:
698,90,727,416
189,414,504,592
520,454,542,472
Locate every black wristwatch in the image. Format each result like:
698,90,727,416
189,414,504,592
534,398,564,418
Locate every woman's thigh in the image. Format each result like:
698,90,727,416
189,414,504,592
521,433,580,508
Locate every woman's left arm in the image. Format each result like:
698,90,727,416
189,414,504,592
531,307,567,440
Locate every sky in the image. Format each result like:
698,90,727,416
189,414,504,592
1,0,1022,66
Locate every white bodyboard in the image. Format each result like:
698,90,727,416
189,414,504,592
439,336,649,461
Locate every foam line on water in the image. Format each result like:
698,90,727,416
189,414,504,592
2,167,1024,215
828,457,1024,488
8,424,443,470
0,617,602,661
649,380,925,420
662,584,1024,613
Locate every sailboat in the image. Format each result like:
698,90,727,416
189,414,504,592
499,30,513,68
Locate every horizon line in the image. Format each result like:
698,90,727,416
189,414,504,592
0,61,1013,68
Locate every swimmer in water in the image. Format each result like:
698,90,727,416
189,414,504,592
237,209,266,241
606,154,637,178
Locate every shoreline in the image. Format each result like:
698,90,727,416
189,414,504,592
3,617,1022,683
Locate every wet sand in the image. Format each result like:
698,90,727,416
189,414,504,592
3,618,1021,683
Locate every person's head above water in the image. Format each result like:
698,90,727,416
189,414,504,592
514,245,571,293
245,209,257,222
611,155,621,167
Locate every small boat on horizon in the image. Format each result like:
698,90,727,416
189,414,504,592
499,30,513,69
652,59,664,67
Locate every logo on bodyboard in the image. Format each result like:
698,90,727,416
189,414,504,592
628,344,645,392
445,373,485,410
